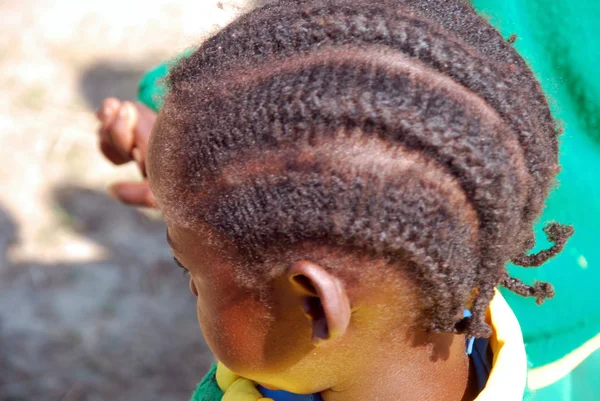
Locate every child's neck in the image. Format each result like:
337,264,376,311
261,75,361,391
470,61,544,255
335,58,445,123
321,333,478,401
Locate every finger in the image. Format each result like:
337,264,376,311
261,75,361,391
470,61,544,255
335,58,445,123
97,100,121,147
132,102,157,154
96,97,121,123
100,139,129,165
132,148,146,177
110,102,138,158
130,102,158,177
108,181,156,208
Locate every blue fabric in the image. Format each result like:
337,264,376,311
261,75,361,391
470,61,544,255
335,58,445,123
464,309,491,393
471,338,492,393
464,309,476,355
258,386,324,401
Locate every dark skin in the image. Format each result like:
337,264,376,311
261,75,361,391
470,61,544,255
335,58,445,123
99,104,477,401
93,0,574,395
164,222,479,401
96,99,480,400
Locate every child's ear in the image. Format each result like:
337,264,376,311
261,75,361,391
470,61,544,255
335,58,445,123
287,260,351,346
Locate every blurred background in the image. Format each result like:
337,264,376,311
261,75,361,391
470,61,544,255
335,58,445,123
0,1,250,400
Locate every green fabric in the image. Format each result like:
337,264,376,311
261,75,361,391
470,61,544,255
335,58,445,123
471,0,600,399
137,62,168,113
137,49,194,112
190,365,223,401
472,0,600,366
527,349,600,401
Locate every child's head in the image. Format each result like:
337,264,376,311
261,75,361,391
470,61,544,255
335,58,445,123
146,0,572,393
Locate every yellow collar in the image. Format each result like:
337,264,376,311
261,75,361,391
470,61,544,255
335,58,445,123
215,290,526,401
474,289,527,401
215,364,267,401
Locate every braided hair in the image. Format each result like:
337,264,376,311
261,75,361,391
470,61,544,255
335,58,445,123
151,0,573,337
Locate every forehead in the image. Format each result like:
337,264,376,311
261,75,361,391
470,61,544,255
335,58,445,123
146,109,171,190
146,106,193,227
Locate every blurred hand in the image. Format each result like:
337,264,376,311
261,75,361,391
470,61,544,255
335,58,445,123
96,98,157,208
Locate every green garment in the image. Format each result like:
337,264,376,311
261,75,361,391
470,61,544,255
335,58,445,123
190,365,224,401
138,62,168,113
137,1,600,400
137,50,193,113
471,1,600,400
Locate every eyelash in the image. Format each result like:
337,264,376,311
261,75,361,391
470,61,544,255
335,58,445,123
173,257,190,276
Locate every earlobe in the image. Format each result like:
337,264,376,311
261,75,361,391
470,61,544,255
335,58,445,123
288,260,352,346
189,277,199,297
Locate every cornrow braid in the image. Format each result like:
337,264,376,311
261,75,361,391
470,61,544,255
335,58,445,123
512,222,575,268
502,277,556,306
169,0,559,254
153,0,573,337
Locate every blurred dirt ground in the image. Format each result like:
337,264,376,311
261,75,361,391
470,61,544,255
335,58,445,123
0,1,250,400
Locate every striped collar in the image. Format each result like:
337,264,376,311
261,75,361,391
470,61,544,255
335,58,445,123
215,290,526,401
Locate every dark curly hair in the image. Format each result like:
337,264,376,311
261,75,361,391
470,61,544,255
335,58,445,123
151,0,573,337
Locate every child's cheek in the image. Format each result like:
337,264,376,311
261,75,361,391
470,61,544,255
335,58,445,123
193,275,272,374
